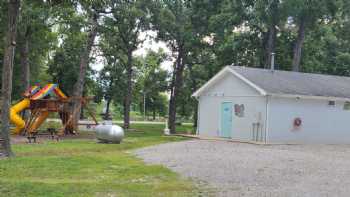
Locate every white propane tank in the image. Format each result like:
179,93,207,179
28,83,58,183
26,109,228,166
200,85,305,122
95,124,124,143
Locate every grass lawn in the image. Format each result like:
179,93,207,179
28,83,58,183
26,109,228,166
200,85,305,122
0,123,199,197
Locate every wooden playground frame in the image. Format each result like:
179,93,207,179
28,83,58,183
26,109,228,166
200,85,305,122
23,97,98,142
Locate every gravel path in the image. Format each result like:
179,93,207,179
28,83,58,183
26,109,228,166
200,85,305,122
134,140,350,197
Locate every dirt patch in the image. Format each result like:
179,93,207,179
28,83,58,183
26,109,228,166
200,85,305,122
10,131,96,144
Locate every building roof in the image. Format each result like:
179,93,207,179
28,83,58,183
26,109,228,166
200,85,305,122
193,66,350,100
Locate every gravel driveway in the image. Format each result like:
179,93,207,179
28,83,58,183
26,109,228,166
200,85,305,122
134,140,350,197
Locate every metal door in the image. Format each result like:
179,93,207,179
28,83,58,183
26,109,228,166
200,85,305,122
221,102,232,138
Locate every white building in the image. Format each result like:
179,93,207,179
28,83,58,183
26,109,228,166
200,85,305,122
193,66,350,144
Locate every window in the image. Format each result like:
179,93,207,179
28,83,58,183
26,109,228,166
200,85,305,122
344,102,350,110
328,101,335,106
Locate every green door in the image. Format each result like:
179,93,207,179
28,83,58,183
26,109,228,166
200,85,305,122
221,102,232,138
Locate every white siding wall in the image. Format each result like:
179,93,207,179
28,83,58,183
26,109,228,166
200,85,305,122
197,73,267,141
268,97,350,144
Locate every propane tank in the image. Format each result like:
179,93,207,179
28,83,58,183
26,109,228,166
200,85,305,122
95,124,124,143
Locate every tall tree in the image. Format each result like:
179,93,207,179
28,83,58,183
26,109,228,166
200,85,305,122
15,1,56,121
48,5,86,95
72,9,98,130
96,54,127,120
71,0,109,129
134,50,168,120
19,27,30,91
0,0,20,157
17,1,54,93
103,0,151,129
291,12,307,72
152,0,196,133
288,0,339,71
262,0,281,68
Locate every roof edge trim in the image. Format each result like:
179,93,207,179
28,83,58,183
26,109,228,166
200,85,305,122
192,66,267,97
227,67,267,96
270,93,350,101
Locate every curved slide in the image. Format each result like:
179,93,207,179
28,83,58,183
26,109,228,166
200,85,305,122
10,99,49,135
9,84,68,135
10,98,30,134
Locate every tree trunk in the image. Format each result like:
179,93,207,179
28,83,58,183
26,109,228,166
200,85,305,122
264,0,278,69
106,99,111,116
73,12,98,131
20,32,30,91
123,50,133,129
104,75,114,120
19,29,31,121
0,0,20,157
80,91,85,119
104,98,112,120
187,63,198,128
193,102,198,128
265,26,277,68
292,15,307,72
168,45,185,134
80,107,85,119
153,107,156,121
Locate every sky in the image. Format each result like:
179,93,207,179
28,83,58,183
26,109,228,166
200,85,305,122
92,31,173,72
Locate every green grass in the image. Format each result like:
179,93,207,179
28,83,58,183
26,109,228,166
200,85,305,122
0,123,199,197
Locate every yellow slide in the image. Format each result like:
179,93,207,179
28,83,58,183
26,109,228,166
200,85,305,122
10,98,30,134
9,84,67,135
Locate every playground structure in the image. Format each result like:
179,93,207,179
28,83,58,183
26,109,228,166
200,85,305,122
10,84,98,141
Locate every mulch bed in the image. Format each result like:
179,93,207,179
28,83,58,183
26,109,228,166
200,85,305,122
10,132,96,144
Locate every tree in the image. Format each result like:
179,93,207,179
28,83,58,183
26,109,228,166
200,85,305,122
134,50,168,120
96,55,127,120
13,1,57,121
17,1,55,93
152,0,197,133
299,0,350,75
206,0,256,67
287,0,339,71
48,5,86,95
102,0,151,129
72,10,98,129
256,0,283,68
71,0,110,129
0,0,20,157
